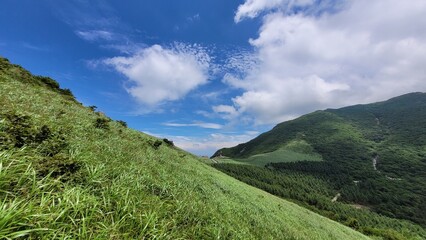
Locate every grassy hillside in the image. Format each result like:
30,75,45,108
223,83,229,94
216,140,322,167
0,57,369,239
213,110,370,159
212,92,426,235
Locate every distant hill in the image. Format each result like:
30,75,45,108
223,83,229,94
213,92,426,228
213,92,426,159
0,56,370,239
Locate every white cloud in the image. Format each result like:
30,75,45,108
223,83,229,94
147,132,259,156
212,105,239,120
222,49,259,80
76,30,114,41
187,13,200,22
235,0,283,23
104,44,211,107
230,0,426,124
163,122,223,129
21,42,49,51
234,0,315,23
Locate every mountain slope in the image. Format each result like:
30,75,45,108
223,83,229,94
0,57,369,239
214,92,426,159
213,93,426,227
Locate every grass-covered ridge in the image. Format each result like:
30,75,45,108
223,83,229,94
0,57,369,239
216,140,323,167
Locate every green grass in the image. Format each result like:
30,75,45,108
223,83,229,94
214,140,322,167
240,149,322,167
0,57,369,239
211,157,250,165
217,149,322,167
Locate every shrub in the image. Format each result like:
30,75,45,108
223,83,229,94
36,153,80,182
0,57,11,71
117,120,127,128
59,88,74,98
345,217,360,229
88,105,97,111
34,76,75,100
0,113,69,156
35,76,60,89
94,118,110,130
163,138,174,147
37,133,68,157
152,140,162,150
362,227,405,240
35,125,51,143
0,132,13,149
4,114,34,148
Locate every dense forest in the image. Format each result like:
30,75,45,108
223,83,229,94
214,163,426,240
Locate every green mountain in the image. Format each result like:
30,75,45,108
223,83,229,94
213,92,426,237
213,92,426,160
0,57,371,239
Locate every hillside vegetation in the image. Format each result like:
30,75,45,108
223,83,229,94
215,140,323,167
213,92,426,239
0,57,371,239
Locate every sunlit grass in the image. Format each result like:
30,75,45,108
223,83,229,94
0,58,369,239
238,148,322,167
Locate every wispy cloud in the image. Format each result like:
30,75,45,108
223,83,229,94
21,42,49,51
163,121,223,129
50,0,120,29
49,0,131,46
174,13,201,32
187,13,200,22
75,30,115,41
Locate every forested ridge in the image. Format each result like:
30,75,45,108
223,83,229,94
214,163,426,239
213,92,426,239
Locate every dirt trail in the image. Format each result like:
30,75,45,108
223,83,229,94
386,176,402,181
373,155,378,171
375,117,380,125
331,193,341,202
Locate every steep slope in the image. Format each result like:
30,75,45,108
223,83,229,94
213,93,426,227
0,57,369,239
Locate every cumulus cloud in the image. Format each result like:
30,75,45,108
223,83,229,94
104,44,210,107
212,105,239,120
229,0,426,124
163,121,223,129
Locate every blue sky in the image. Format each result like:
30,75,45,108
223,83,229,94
1,0,426,155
